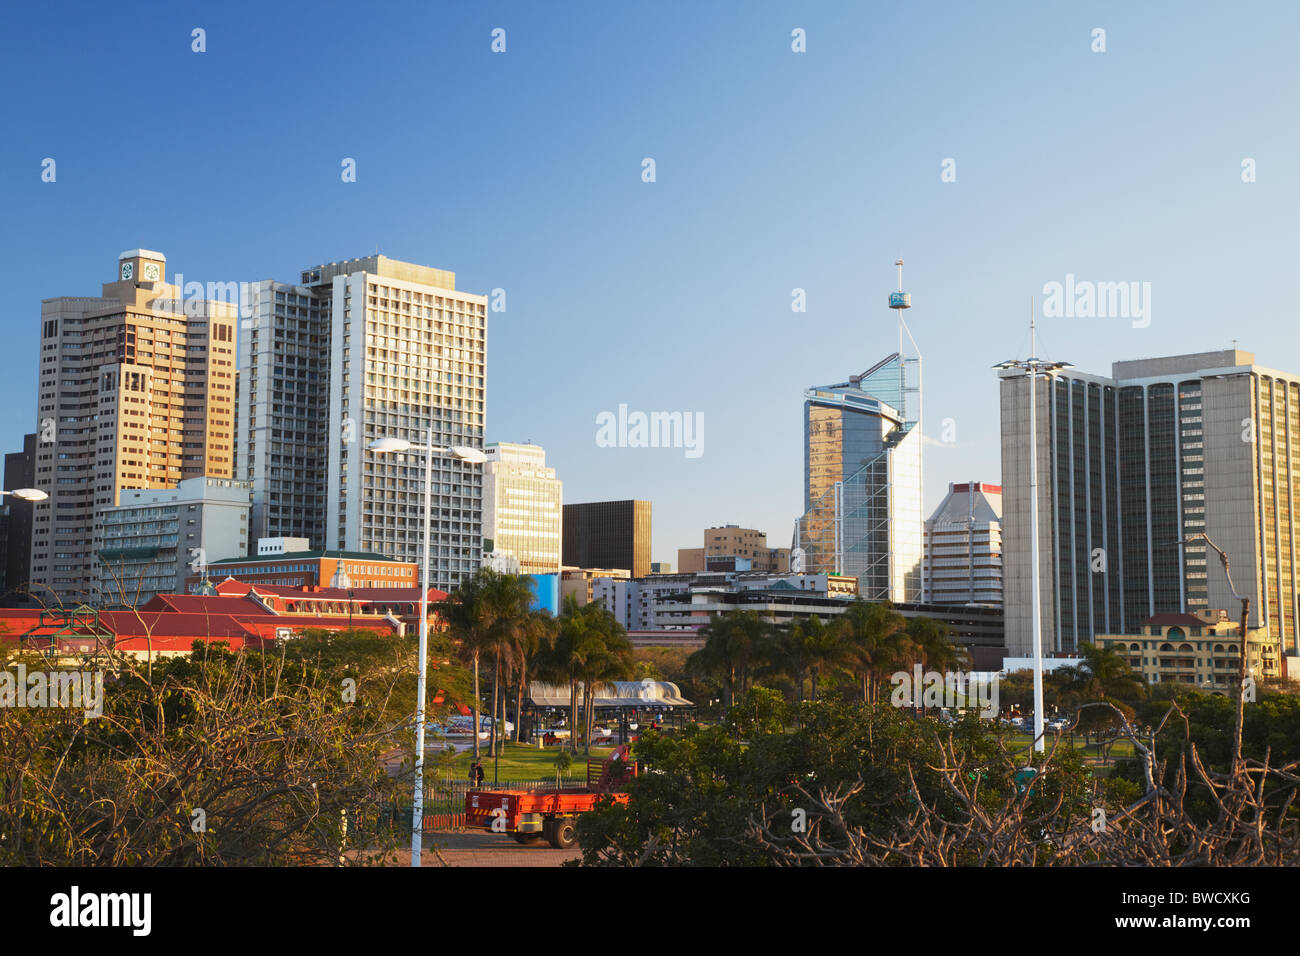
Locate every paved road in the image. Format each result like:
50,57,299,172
365,829,580,867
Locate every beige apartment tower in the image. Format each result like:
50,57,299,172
31,250,236,603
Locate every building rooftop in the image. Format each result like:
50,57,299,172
209,550,406,564
1140,612,1221,629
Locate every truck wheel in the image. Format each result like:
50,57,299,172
513,832,542,845
548,819,577,849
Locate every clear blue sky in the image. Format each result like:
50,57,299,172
2,1,1298,565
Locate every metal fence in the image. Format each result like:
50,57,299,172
380,777,590,831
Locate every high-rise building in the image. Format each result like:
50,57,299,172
0,433,37,605
562,500,651,578
795,263,923,602
795,353,924,602
31,250,236,604
677,525,790,574
236,255,487,592
482,442,562,574
923,481,1003,606
98,476,251,605
236,280,329,547
1000,348,1300,657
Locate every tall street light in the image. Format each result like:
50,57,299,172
368,431,486,867
995,310,1070,754
1,488,48,502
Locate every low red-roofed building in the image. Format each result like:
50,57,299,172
0,578,437,661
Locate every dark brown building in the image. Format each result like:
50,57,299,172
562,500,651,578
1,433,37,606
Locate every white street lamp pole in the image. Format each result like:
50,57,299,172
1027,318,1044,754
995,307,1070,755
368,434,485,867
414,426,433,867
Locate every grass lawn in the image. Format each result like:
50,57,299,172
1003,732,1136,762
431,740,617,784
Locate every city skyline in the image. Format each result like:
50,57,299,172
4,2,1300,566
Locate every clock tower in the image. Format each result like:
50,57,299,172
117,249,166,286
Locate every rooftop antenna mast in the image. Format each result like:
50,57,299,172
889,258,921,428
888,259,923,603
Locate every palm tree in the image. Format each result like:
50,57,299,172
903,616,964,712
687,610,769,710
906,616,964,670
836,599,908,703
803,614,849,701
569,602,633,754
444,568,513,758
1068,642,1146,704
532,596,588,754
771,621,811,704
482,572,535,757
514,609,555,743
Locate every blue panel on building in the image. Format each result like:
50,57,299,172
526,573,560,615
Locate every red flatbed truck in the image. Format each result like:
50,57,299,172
465,745,636,848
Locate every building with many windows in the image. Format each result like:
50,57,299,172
188,539,418,592
236,280,329,548
560,566,631,607
482,442,562,574
795,352,924,602
236,255,487,592
1000,349,1300,657
677,525,790,574
30,250,237,604
923,481,1003,606
562,500,652,579
592,570,857,631
1095,609,1280,691
1,433,37,605
97,476,251,605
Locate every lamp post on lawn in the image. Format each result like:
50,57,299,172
368,431,486,867
995,308,1070,754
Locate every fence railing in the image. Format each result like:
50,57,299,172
379,777,591,832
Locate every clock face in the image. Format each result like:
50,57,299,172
120,262,134,281
142,262,160,281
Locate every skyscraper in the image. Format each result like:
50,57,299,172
923,481,1003,606
1000,348,1300,657
482,442,562,574
796,353,924,601
1,433,37,605
795,263,923,602
31,250,236,604
562,500,652,578
236,280,329,547
236,255,487,592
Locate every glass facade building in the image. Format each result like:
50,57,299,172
797,353,923,602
